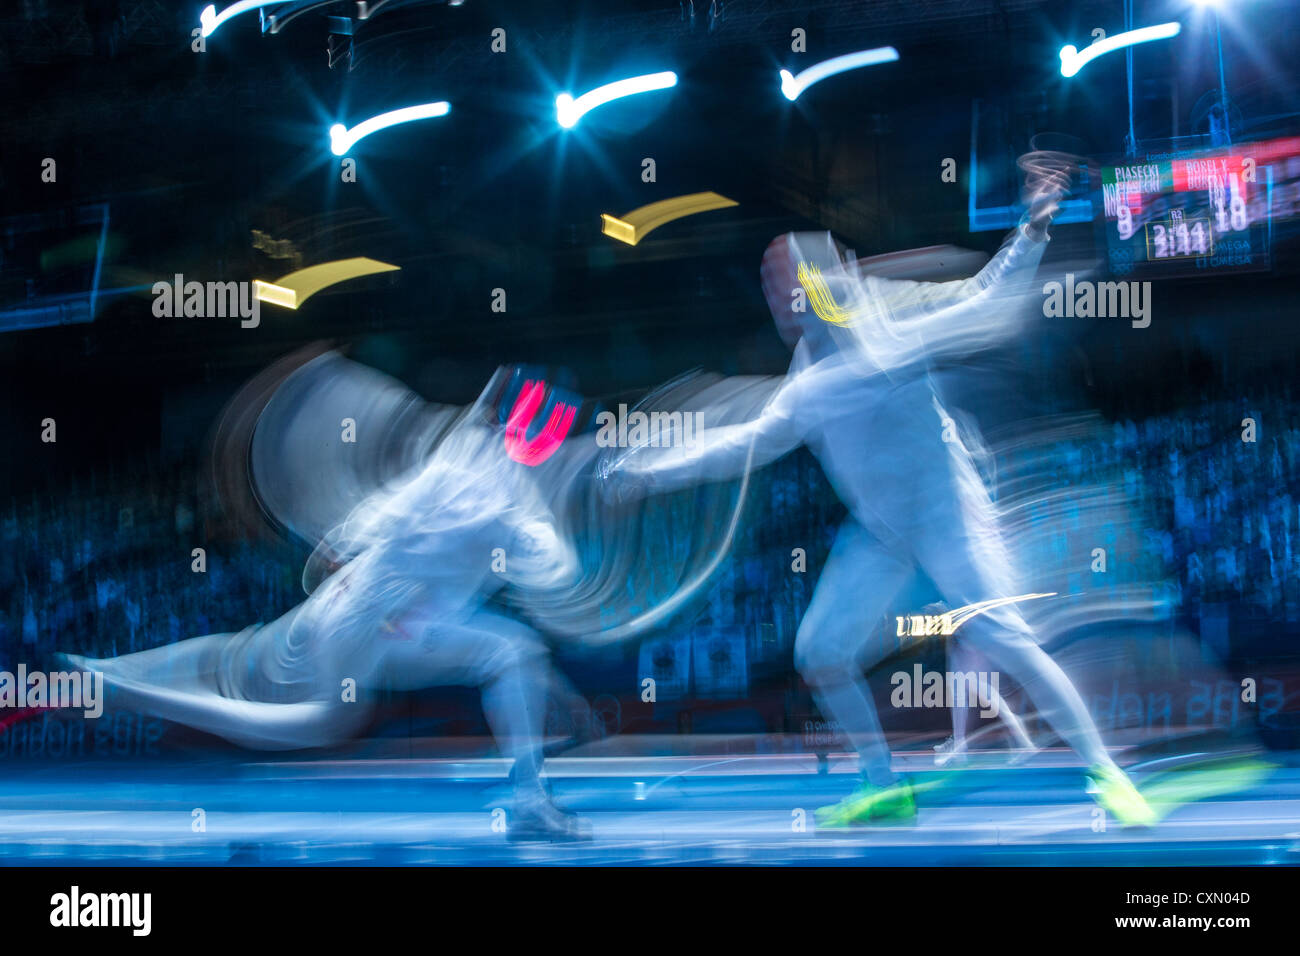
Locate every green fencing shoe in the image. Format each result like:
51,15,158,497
815,779,917,828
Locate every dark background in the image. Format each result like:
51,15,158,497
1,0,1296,488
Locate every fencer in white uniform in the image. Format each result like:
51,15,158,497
64,406,590,841
606,154,1155,826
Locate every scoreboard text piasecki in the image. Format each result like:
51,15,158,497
1095,137,1300,278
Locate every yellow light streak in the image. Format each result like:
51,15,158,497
253,257,400,310
600,192,737,246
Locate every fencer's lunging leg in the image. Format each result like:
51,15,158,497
868,395,1115,772
946,606,1109,767
794,520,913,788
905,466,1113,769
378,606,551,793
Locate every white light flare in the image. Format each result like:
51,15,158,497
1059,22,1182,78
555,71,678,129
199,2,280,39
329,102,451,156
778,46,900,101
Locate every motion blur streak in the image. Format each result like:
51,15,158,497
600,192,738,246
779,46,900,101
790,227,1068,374
1058,23,1183,78
329,103,450,156
945,593,1059,634
198,2,280,39
253,258,400,309
555,71,678,128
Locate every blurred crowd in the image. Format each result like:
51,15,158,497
1099,393,1299,620
0,457,303,664
3,388,1299,672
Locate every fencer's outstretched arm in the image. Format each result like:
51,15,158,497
613,378,804,494
824,149,1073,367
855,222,1049,321
817,220,1051,372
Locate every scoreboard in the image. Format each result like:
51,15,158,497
1094,136,1300,278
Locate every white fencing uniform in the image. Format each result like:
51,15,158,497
618,225,1116,785
66,422,578,800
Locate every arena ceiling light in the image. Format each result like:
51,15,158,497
199,1,280,38
253,257,400,309
779,47,900,101
600,192,738,246
329,102,450,156
555,71,678,129
1058,22,1182,77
